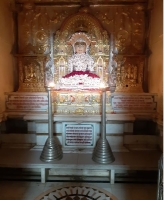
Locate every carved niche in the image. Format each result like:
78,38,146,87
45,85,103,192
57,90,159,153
17,55,47,92
110,54,144,93
53,7,110,87
16,2,147,93
51,8,113,115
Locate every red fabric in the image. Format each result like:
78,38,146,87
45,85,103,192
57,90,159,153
63,70,100,78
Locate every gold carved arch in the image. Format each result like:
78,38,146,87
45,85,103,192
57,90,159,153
53,8,110,85
60,9,103,39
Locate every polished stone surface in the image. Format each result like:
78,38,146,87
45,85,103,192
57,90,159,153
0,180,158,200
34,183,118,200
0,148,161,170
0,148,161,185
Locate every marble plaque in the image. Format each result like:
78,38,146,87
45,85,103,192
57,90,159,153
63,123,94,147
6,93,48,111
111,93,157,113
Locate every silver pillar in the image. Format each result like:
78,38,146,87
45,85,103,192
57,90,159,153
92,88,115,164
157,154,163,200
40,87,63,162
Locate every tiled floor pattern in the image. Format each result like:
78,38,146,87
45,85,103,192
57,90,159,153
0,180,157,200
34,183,118,200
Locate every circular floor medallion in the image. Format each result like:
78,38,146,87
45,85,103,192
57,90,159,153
34,183,118,200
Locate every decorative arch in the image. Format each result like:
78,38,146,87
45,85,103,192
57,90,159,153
59,7,104,40
53,7,110,85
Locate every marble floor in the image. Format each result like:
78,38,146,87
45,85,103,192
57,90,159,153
0,180,158,200
0,148,160,200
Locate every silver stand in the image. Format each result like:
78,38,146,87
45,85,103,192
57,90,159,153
157,154,163,200
40,87,63,162
92,88,115,164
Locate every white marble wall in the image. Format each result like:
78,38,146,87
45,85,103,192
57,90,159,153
26,114,134,152
34,121,130,150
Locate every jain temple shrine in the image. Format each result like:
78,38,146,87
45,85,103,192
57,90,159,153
0,0,163,196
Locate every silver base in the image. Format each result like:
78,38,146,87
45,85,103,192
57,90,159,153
92,138,115,164
40,137,63,162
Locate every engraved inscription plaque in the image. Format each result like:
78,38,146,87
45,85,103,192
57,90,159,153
6,93,48,111
111,94,157,113
63,123,95,147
